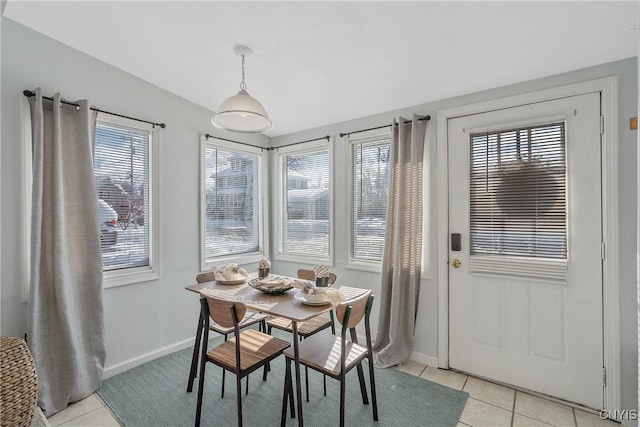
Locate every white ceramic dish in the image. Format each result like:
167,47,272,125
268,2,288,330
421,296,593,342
295,292,330,306
216,279,247,285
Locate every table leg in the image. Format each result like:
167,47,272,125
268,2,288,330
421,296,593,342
292,322,304,427
187,306,205,392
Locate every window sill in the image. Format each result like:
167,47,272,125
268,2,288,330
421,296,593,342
345,259,382,273
275,253,333,267
104,267,159,289
201,253,265,272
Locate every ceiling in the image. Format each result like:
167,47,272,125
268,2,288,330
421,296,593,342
3,1,637,137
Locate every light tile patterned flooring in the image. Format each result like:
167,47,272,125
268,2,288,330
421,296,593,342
397,360,620,427
46,361,620,427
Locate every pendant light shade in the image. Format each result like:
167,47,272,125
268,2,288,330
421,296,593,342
211,89,272,133
211,46,272,134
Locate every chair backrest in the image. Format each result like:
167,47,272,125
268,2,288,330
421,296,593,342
335,290,372,329
296,269,337,285
196,271,216,284
202,295,247,329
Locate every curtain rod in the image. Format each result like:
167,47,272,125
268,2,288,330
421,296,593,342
268,135,330,151
204,134,268,151
205,134,331,152
23,90,166,129
339,115,431,138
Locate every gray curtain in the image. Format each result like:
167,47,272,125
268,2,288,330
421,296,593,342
27,88,105,416
373,115,427,368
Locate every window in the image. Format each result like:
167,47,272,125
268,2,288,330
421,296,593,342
276,140,332,262
469,122,567,259
349,132,391,265
201,137,266,269
20,100,159,294
94,116,159,286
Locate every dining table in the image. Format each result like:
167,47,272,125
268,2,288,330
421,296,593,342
184,272,369,427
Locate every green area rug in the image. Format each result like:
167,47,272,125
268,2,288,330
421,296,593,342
98,336,467,427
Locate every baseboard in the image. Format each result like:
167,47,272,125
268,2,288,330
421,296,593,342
103,337,195,379
409,351,439,368
356,333,439,368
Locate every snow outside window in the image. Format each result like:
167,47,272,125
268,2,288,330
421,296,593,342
350,135,390,263
276,141,332,262
201,139,265,269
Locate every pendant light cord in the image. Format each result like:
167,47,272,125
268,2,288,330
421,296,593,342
240,54,247,91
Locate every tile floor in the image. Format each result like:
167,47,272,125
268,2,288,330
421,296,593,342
397,360,621,427
45,361,621,427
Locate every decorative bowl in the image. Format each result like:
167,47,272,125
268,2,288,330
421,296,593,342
248,277,293,295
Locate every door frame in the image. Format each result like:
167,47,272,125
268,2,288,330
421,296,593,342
436,76,620,411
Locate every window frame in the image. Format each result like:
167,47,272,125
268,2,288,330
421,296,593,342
273,138,333,265
345,129,391,272
200,136,269,271
20,101,160,296
96,114,161,288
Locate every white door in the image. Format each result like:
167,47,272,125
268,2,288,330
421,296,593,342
448,93,603,409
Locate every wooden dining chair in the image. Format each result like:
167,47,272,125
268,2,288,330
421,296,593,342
187,272,268,394
266,269,336,400
196,271,268,338
195,295,291,427
280,290,377,427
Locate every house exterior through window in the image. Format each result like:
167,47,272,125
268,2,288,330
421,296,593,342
201,137,266,269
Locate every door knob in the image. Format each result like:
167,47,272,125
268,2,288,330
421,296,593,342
451,259,461,268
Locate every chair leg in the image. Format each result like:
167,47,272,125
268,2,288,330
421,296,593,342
187,310,204,392
266,325,273,373
236,374,243,427
325,311,335,397
281,357,295,427
367,357,378,421
221,369,226,398
323,375,327,396
195,357,207,427
246,375,249,395
330,311,336,335
356,362,369,404
288,359,295,418
339,373,346,427
305,366,310,402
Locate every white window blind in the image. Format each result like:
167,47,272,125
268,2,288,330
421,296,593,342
280,149,330,257
351,136,390,262
469,122,567,260
204,144,260,261
94,122,151,271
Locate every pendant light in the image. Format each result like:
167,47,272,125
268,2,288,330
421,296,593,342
211,45,272,133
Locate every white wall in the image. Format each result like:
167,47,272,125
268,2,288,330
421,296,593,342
1,17,637,417
0,19,268,371
270,56,638,415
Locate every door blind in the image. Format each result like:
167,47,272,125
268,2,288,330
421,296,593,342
469,122,567,260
